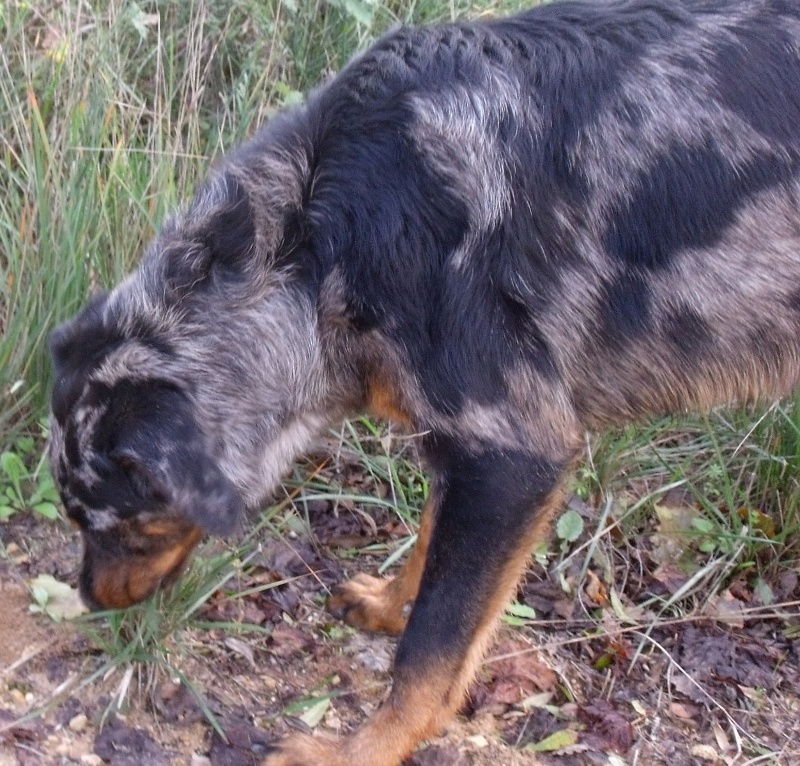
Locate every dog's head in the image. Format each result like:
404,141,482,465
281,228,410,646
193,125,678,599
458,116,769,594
47,177,265,610
49,127,343,611
48,295,246,609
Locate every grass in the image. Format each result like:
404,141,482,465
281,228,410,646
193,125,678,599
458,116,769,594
1,1,799,756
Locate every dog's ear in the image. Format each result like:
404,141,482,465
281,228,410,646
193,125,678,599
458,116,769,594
162,175,256,298
201,175,256,274
49,291,112,370
99,381,244,536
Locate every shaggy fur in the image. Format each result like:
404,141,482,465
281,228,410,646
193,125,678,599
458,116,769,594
49,0,800,763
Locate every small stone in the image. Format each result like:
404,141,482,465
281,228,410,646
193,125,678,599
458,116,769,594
190,755,212,766
466,735,489,748
9,688,26,707
80,755,104,766
54,741,71,756
69,713,88,732
261,674,278,690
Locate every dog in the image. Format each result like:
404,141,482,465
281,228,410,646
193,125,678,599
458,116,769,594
48,0,800,763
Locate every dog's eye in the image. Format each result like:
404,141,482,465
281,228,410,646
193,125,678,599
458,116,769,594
112,454,152,499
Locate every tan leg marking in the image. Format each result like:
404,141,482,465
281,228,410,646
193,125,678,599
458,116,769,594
327,494,435,635
262,664,453,766
267,486,568,766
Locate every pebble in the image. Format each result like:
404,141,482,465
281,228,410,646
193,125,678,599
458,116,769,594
80,756,104,766
9,688,26,707
69,713,88,732
190,755,212,766
53,741,72,757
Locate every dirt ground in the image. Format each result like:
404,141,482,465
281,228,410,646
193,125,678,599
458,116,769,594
1,492,800,766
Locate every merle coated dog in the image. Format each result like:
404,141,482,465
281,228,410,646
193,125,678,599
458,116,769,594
48,1,800,763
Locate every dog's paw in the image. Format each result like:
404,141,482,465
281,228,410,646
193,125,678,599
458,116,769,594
261,733,346,766
327,573,409,635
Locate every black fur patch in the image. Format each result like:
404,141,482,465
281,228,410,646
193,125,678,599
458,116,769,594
663,305,714,357
603,140,800,269
710,6,800,148
600,271,653,345
395,438,563,666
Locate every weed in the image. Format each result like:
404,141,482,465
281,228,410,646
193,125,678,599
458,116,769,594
72,505,285,726
0,429,59,521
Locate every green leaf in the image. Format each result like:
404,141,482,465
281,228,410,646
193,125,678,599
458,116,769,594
691,517,714,535
299,697,330,728
5,486,22,506
28,574,88,622
1,451,26,485
754,578,775,606
34,502,60,520
331,0,375,27
128,3,158,40
15,436,34,455
29,471,58,505
31,584,50,608
525,728,579,753
556,509,584,543
0,504,16,520
506,601,537,620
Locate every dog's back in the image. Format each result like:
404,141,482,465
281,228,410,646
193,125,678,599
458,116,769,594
286,0,800,435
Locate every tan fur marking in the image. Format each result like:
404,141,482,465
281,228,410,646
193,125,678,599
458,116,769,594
263,664,454,766
91,527,202,609
365,378,414,428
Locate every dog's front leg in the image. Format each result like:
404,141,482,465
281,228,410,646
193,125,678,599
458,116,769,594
264,434,576,766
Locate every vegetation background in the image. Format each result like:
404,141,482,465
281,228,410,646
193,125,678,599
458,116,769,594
1,1,799,763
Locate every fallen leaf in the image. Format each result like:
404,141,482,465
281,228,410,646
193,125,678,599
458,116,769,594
225,637,257,669
94,717,168,766
585,570,609,607
268,624,313,658
28,574,87,621
702,589,746,628
298,697,330,729
670,702,698,719
651,493,701,565
475,639,556,711
577,700,634,754
737,507,776,538
712,720,731,752
609,587,647,624
524,728,580,752
690,744,720,761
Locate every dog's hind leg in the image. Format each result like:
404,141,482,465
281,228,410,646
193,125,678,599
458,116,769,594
265,426,579,766
326,489,436,635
